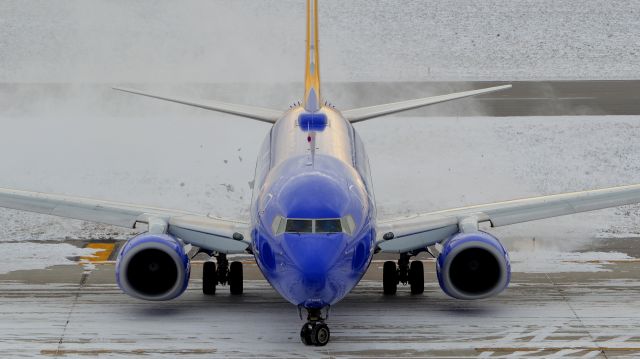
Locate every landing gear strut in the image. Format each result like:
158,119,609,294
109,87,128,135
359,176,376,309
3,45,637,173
383,253,424,295
202,253,243,295
300,308,330,346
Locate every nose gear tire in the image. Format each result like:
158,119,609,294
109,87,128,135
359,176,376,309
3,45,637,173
311,323,330,346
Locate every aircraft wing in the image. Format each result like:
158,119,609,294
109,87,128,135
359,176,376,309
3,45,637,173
113,87,282,124
343,84,512,123
376,184,640,253
0,187,251,254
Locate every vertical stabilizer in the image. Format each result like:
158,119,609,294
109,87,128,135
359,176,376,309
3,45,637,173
304,0,321,112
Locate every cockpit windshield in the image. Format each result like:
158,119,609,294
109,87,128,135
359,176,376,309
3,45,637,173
272,216,355,235
315,219,342,233
285,219,313,233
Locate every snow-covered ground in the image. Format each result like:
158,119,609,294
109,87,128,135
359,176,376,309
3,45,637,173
1,1,639,82
1,114,639,243
1,111,640,273
1,1,639,273
0,243,98,274
509,251,633,273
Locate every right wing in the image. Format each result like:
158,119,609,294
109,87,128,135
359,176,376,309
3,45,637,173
113,87,282,124
377,183,640,253
0,187,251,254
343,84,512,123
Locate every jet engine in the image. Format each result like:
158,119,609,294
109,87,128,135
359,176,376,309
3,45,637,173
436,231,510,300
116,233,190,301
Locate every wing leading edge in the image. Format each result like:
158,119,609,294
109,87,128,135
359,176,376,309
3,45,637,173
113,87,282,124
0,187,250,254
377,183,640,253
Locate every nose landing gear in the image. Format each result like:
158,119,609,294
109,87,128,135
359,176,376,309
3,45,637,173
300,307,331,346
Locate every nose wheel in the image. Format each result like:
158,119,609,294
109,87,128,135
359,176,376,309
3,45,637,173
300,308,331,346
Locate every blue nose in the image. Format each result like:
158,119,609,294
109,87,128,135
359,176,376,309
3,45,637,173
282,233,346,305
302,269,326,292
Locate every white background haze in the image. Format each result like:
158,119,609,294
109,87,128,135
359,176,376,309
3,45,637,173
0,1,639,270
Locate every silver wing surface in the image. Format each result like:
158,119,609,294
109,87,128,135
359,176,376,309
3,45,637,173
0,187,250,254
113,87,282,124
377,184,640,253
343,85,511,123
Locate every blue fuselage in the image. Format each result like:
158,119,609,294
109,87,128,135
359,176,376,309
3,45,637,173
250,106,376,309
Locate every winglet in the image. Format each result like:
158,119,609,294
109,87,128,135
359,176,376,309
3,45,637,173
304,0,321,112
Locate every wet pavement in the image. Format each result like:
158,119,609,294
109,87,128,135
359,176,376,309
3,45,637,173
1,238,639,358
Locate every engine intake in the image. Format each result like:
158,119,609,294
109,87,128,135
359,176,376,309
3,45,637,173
436,231,510,300
116,233,190,301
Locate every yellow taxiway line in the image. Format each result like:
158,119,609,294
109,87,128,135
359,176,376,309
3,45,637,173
81,243,116,262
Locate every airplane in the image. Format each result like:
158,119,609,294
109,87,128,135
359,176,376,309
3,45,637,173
2,0,640,347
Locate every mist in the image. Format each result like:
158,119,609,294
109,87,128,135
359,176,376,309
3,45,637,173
1,0,639,245
1,0,639,83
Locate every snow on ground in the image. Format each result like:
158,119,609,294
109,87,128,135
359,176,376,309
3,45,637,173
0,1,639,82
1,113,640,245
361,115,640,246
1,0,639,269
509,250,633,273
0,242,98,274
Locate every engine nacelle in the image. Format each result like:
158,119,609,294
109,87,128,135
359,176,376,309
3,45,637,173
436,231,510,300
116,233,190,301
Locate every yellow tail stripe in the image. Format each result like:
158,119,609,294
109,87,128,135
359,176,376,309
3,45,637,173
304,0,321,112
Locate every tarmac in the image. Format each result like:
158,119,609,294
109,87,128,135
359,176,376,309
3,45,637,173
1,237,639,358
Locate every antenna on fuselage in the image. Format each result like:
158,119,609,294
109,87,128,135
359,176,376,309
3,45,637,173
304,0,321,113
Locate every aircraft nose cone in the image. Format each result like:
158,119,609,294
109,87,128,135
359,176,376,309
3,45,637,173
282,233,346,304
302,270,327,292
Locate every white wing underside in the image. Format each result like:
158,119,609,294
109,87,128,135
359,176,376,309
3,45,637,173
0,187,250,254
377,184,640,253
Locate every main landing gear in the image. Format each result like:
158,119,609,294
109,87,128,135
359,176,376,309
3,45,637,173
383,253,424,295
202,253,243,295
300,308,330,346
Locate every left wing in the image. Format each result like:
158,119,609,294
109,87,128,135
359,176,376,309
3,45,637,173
377,183,640,253
0,187,251,254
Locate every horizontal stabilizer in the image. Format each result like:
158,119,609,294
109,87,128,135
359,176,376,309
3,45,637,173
113,87,282,124
343,84,512,123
